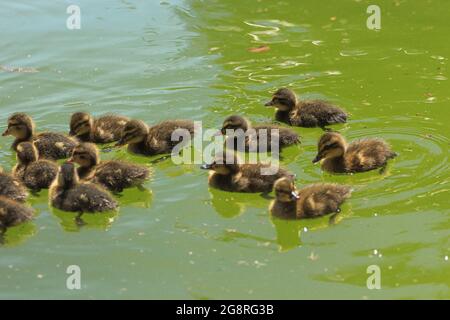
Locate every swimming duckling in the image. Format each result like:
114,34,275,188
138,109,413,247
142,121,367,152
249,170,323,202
12,142,59,191
0,196,34,230
265,88,347,129
2,113,78,160
69,142,150,192
220,115,300,152
69,112,129,143
116,119,195,156
0,166,28,202
200,151,295,193
270,177,352,220
49,163,118,213
313,132,397,173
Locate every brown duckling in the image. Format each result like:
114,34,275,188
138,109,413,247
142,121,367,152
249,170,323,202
2,113,78,160
200,151,295,193
69,142,150,192
116,119,195,156
265,88,347,129
270,177,352,220
0,196,34,230
0,166,28,202
220,115,300,152
313,132,397,173
12,142,58,191
69,112,129,143
49,163,118,213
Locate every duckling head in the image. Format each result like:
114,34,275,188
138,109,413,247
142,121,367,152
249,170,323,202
116,120,149,147
16,142,39,165
57,162,80,188
200,151,240,175
68,143,100,168
313,132,347,163
265,88,297,111
2,113,35,139
70,112,94,137
221,115,250,135
273,177,300,202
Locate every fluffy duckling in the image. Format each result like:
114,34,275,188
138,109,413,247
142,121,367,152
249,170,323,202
220,115,300,152
49,163,118,213
13,142,58,191
313,132,397,173
270,177,352,220
69,112,129,143
2,113,78,160
0,166,28,202
69,143,150,192
116,119,195,156
0,196,34,230
200,151,295,193
265,88,347,129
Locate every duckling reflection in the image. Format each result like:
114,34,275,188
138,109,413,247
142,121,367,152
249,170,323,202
209,187,267,219
2,113,77,160
0,196,34,234
50,207,118,232
0,218,36,247
265,88,347,130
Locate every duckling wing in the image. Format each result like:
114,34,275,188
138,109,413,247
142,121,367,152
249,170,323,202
23,161,58,190
0,173,28,202
0,197,34,228
297,184,351,218
95,161,150,192
34,132,77,160
148,120,195,153
93,115,129,143
253,125,300,147
67,184,117,213
345,138,395,172
298,101,347,127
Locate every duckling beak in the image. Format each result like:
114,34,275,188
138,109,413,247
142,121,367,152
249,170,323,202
264,100,274,107
200,164,213,170
1,128,10,136
291,191,300,200
312,155,322,164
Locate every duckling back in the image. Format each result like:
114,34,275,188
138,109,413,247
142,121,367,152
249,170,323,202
93,161,150,192
344,138,397,172
34,132,78,160
296,184,352,218
288,100,347,128
0,172,28,202
145,120,195,155
0,196,34,229
50,183,117,213
14,160,58,191
92,115,129,143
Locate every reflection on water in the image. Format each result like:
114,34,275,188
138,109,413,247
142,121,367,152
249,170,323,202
0,222,36,247
51,208,119,232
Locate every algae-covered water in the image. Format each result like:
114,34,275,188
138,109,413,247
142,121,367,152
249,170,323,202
0,0,448,299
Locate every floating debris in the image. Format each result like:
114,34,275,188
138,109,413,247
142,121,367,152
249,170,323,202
0,65,39,73
248,45,270,53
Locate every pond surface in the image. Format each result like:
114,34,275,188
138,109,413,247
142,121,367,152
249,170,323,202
0,0,448,299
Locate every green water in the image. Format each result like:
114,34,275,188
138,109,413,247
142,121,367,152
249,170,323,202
0,0,449,299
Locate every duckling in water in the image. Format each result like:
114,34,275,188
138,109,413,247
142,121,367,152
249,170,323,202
313,132,397,173
265,88,347,129
70,112,129,143
270,177,352,220
200,151,295,193
0,196,34,230
49,163,118,213
13,142,58,191
220,115,300,152
2,113,78,160
115,119,195,156
69,142,150,193
0,166,28,202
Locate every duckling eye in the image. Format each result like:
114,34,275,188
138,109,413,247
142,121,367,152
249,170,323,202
322,142,338,151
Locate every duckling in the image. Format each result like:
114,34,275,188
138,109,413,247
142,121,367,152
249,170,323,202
116,119,195,156
0,196,34,230
270,177,352,220
265,88,347,129
12,142,59,191
313,132,397,173
49,163,118,213
200,151,295,193
220,115,300,152
0,166,28,202
2,113,78,160
69,142,150,193
69,112,129,143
